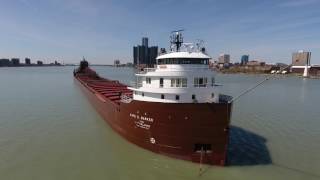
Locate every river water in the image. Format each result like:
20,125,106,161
0,66,319,180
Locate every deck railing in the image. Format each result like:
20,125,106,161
130,81,143,88
136,68,156,74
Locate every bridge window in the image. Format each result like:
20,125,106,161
194,77,207,87
158,58,209,65
171,78,187,87
146,77,151,84
182,78,187,87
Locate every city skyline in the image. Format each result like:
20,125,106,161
0,0,319,64
133,37,158,66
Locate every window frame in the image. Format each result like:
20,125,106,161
159,78,164,88
192,94,196,100
158,58,210,65
194,77,207,87
146,77,151,84
171,77,187,88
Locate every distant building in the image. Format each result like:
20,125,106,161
218,54,230,64
11,58,20,66
148,46,158,65
276,63,289,69
292,50,311,66
25,58,31,65
247,60,265,66
133,46,137,64
309,66,320,76
133,37,158,67
54,61,61,66
114,59,120,66
126,62,134,67
133,45,143,65
37,61,43,66
0,59,10,67
139,45,147,64
241,55,249,65
291,50,312,74
142,37,148,47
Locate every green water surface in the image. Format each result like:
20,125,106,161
0,66,319,180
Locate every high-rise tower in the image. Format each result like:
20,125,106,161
142,37,148,47
133,37,158,67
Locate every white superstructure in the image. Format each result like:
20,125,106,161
129,31,220,103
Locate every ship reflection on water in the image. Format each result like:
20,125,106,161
227,126,271,166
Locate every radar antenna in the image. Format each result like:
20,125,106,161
170,29,184,52
196,39,205,51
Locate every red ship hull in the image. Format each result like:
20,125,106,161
75,70,232,166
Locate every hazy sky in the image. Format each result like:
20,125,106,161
0,0,319,64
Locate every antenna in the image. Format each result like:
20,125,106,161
171,29,184,33
196,39,204,51
170,29,185,51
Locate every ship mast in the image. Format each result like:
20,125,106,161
170,29,184,52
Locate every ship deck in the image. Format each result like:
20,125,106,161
77,75,133,104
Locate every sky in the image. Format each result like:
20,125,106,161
0,0,319,64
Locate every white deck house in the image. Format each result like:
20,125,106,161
129,32,220,103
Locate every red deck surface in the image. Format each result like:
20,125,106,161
77,76,133,104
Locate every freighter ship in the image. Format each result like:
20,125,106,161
74,31,233,166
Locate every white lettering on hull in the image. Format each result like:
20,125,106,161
130,113,154,130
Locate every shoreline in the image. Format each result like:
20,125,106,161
214,70,320,79
0,65,64,68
